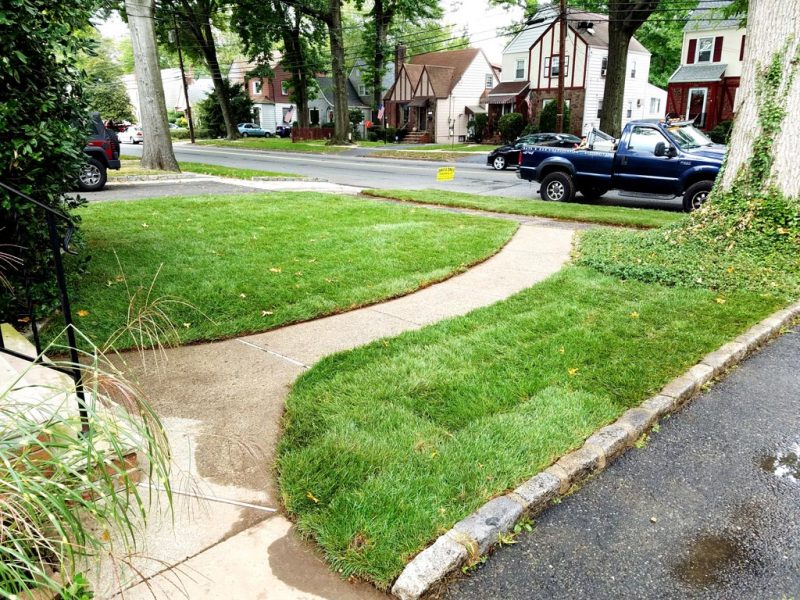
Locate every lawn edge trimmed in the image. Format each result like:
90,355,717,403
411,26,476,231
361,189,670,230
390,299,800,600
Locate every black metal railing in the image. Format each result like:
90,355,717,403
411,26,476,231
0,181,88,432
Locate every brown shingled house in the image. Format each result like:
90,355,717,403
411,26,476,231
384,46,500,143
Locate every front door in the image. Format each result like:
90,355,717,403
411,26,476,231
417,106,427,132
686,87,708,128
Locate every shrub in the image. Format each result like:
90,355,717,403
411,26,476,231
709,120,733,144
322,122,335,129
497,112,524,143
385,126,397,141
539,101,571,133
170,130,191,140
468,113,488,142
368,132,379,142
521,123,539,136
196,81,253,138
0,0,96,323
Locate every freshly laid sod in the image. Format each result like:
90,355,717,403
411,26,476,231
113,158,299,179
197,137,347,154
278,266,783,588
66,193,516,348
366,189,684,229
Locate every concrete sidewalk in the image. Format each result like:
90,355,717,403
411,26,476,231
90,218,580,599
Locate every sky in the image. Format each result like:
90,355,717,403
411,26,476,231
98,0,525,65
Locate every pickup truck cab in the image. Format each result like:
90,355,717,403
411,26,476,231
517,120,726,211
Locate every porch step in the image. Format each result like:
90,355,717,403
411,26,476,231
403,132,431,144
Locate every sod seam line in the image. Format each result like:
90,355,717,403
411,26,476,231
390,299,800,600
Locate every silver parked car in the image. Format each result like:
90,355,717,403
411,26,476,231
119,125,144,144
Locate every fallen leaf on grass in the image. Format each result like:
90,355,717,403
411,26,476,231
77,310,90,317
630,311,640,319
306,491,319,504
269,267,282,273
716,297,726,304
261,310,273,317
568,368,579,377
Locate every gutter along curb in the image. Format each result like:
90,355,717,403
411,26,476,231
391,301,800,600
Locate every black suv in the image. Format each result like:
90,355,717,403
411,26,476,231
79,113,121,191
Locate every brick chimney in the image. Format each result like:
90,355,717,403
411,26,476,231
395,43,406,78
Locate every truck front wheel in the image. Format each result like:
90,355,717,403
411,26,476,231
540,172,575,203
682,181,713,212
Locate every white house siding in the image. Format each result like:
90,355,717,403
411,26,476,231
681,26,745,78
580,48,657,134
257,103,277,132
434,54,497,143
529,25,588,91
501,51,529,83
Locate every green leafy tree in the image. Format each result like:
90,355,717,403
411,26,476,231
498,112,525,142
78,33,136,122
539,101,570,133
0,0,96,322
197,81,253,137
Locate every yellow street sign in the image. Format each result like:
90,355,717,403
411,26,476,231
436,167,455,181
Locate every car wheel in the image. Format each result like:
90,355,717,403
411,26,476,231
539,171,575,202
578,186,608,202
77,158,107,192
682,180,713,212
242,132,249,137
492,156,507,170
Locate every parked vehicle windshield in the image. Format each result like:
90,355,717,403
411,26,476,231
666,123,713,150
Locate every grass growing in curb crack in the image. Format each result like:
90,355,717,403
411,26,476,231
365,189,683,229
61,193,516,349
278,266,782,588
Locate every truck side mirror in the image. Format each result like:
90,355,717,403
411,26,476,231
654,141,667,156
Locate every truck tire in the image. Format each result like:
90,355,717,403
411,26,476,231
578,186,608,202
77,158,107,192
540,171,575,202
682,180,713,212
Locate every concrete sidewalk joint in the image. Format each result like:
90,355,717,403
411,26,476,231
390,300,800,600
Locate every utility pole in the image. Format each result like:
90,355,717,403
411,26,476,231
172,14,196,144
556,0,567,133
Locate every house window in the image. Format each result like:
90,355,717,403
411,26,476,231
630,59,636,78
359,83,368,96
310,108,320,125
636,98,642,108
252,79,262,95
696,37,713,63
601,56,607,77
281,81,290,96
515,59,525,79
650,97,661,114
597,99,603,119
546,56,569,78
626,102,632,118
485,74,493,89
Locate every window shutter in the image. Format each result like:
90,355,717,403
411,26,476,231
740,35,746,61
713,36,723,62
687,39,697,64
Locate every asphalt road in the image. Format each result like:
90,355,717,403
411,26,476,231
121,142,683,212
445,326,800,600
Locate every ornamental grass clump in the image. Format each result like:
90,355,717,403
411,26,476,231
0,328,172,597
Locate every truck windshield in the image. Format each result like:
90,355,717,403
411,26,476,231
666,124,713,150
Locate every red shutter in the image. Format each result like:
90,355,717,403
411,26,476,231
740,35,746,61
687,39,697,64
713,36,723,62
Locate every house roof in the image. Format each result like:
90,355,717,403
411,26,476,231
503,7,648,55
684,0,742,31
407,47,481,96
669,63,728,83
488,81,530,96
315,77,369,108
402,63,425,88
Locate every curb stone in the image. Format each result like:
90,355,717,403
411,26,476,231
390,300,800,600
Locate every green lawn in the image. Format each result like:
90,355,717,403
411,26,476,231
365,189,684,229
392,144,496,152
278,266,782,588
196,137,347,154
66,193,516,349
112,159,299,180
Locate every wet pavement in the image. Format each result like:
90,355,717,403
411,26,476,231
446,326,800,600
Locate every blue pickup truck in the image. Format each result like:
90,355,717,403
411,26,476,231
517,120,726,211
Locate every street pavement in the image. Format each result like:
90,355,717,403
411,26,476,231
120,142,683,211
445,326,800,600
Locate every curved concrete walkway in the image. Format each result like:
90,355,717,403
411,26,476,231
96,217,579,599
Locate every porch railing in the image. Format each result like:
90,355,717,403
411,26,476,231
0,181,88,432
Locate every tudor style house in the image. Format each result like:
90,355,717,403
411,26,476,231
666,0,745,131
383,47,501,143
497,6,666,135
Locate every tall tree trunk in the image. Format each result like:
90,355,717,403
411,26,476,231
721,0,800,196
599,28,632,138
372,0,391,116
327,0,350,144
125,0,179,171
284,16,311,128
201,21,239,139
